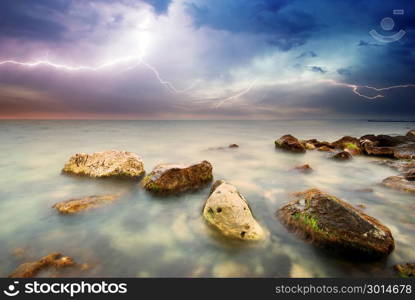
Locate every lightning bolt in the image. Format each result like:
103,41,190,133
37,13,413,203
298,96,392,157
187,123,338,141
214,79,257,108
321,79,415,99
0,56,195,93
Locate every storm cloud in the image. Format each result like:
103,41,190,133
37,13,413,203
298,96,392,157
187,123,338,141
0,0,414,119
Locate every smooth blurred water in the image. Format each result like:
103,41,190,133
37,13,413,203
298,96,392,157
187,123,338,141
0,120,414,277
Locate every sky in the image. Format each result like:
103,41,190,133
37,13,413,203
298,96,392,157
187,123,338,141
0,0,414,119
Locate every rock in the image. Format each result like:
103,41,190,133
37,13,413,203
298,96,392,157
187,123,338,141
12,248,27,258
355,188,374,193
356,204,366,209
382,176,415,193
404,169,415,181
407,130,415,137
53,194,120,214
331,151,353,161
293,164,313,173
62,150,144,179
277,188,394,258
304,143,316,150
394,263,415,277
203,180,265,241
9,253,75,278
317,146,333,152
305,139,333,148
331,136,362,155
142,160,213,194
275,135,306,153
207,145,238,151
373,159,415,172
360,134,415,159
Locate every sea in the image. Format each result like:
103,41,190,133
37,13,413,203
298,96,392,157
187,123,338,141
0,120,414,277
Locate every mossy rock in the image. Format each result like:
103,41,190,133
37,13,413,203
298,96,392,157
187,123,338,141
277,189,394,258
394,263,415,278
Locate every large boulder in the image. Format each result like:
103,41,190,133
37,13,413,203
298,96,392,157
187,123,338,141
407,130,415,137
53,194,120,214
62,150,144,179
360,134,415,159
275,135,306,153
203,180,265,241
382,176,415,193
9,253,74,278
331,136,362,155
142,160,213,193
277,189,394,258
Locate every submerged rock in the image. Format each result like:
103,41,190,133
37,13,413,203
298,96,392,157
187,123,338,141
53,194,120,214
212,260,249,277
275,135,306,153
62,150,144,179
382,176,415,193
9,253,75,278
207,144,239,151
331,151,353,161
318,146,333,152
203,180,265,241
142,160,213,194
277,188,394,258
394,263,415,277
355,188,374,193
374,159,415,172
293,164,313,173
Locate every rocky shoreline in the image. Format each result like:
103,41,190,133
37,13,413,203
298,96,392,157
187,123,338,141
7,130,415,278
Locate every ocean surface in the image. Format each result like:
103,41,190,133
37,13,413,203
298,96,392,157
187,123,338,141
0,120,414,277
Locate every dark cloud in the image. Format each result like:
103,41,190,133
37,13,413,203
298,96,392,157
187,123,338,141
337,68,351,76
142,0,172,14
0,0,69,41
186,0,317,51
358,40,381,47
0,0,415,119
309,66,326,74
296,51,317,59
